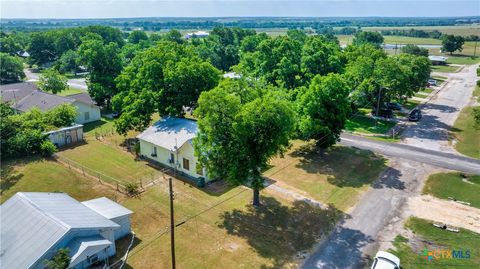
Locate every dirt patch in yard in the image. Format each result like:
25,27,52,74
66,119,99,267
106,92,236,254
407,195,480,233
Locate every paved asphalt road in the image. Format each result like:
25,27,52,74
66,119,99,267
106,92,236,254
24,68,88,90
340,133,480,175
303,64,480,269
401,64,479,153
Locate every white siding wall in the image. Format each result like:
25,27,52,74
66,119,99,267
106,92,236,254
139,139,208,181
111,215,132,240
73,101,101,124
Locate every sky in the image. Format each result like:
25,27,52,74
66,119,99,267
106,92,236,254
1,0,479,19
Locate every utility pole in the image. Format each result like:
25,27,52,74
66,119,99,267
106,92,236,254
169,177,176,269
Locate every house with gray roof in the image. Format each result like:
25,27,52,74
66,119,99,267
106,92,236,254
0,192,133,269
137,117,208,181
0,82,100,124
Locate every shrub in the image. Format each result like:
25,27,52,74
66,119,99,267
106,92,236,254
473,106,480,129
40,140,57,157
125,183,140,196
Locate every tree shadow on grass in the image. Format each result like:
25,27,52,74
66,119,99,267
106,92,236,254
290,143,387,188
218,196,343,269
0,159,25,195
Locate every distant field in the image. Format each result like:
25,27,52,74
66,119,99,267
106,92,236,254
360,25,480,36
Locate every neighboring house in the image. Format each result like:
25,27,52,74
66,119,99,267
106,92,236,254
0,192,133,269
223,72,242,79
45,124,84,147
0,82,100,124
184,30,209,39
137,117,208,181
428,55,448,65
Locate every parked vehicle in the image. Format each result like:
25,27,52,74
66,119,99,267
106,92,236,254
371,251,400,269
385,102,402,111
373,107,394,118
408,108,422,121
427,79,437,86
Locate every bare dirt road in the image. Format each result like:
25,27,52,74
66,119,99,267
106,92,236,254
401,64,479,153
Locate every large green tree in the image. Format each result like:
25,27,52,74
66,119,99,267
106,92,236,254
352,31,384,47
128,30,149,44
0,53,25,84
113,41,220,134
194,80,294,206
441,34,465,55
400,44,429,57
56,50,80,74
296,74,351,148
78,36,122,107
38,68,68,94
301,35,344,81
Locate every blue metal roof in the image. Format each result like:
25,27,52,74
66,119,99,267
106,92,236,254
136,117,198,151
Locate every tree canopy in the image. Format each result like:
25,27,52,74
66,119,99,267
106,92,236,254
441,34,465,55
113,41,220,134
0,53,25,84
400,44,429,57
38,68,68,94
352,31,384,47
296,74,351,148
194,79,295,206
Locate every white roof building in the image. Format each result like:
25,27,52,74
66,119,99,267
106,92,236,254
184,30,209,39
0,192,133,269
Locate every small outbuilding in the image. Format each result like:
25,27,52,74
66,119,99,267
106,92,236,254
45,124,84,147
428,55,448,65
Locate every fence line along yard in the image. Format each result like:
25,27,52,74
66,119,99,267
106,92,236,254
52,153,173,197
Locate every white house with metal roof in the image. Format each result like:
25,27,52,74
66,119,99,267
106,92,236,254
0,192,133,269
136,117,208,181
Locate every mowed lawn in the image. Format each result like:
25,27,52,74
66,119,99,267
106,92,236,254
0,157,117,203
1,156,342,269
345,115,397,136
264,141,387,211
423,172,480,208
451,88,480,158
390,217,480,268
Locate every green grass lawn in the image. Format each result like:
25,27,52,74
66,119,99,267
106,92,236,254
57,87,84,96
447,56,480,65
345,115,397,136
390,217,480,269
414,92,429,99
0,157,117,203
264,141,387,211
451,105,480,159
431,65,459,73
421,88,434,94
403,99,421,110
1,154,341,269
423,172,480,208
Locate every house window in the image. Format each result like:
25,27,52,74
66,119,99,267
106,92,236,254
88,254,99,264
196,163,203,175
169,153,175,164
151,146,157,157
84,111,90,121
183,158,190,171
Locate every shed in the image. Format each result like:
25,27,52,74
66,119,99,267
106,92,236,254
45,124,84,147
82,197,134,240
428,55,448,65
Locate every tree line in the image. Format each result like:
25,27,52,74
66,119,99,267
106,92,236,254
0,26,431,205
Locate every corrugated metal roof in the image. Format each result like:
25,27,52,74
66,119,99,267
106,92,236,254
82,197,133,220
136,117,198,151
428,55,448,62
0,192,120,269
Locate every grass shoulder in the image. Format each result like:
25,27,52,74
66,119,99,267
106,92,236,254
451,105,480,159
423,172,480,208
390,217,480,268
